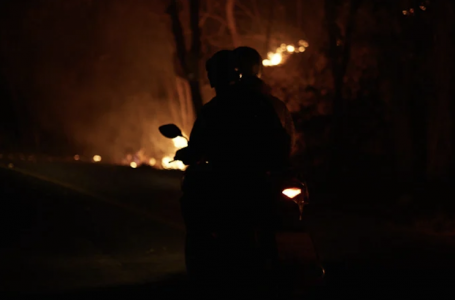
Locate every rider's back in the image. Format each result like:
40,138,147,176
201,81,290,174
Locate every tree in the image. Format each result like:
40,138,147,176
427,0,455,181
225,0,240,47
324,0,362,180
167,0,204,115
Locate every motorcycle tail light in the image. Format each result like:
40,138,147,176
282,187,302,199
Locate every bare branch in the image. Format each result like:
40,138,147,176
199,12,209,26
206,37,231,48
252,0,263,27
200,12,228,26
235,1,256,21
199,0,215,27
226,0,240,47
216,23,228,36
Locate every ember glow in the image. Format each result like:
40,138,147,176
93,155,102,162
130,162,137,168
262,40,309,67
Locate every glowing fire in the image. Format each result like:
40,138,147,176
162,156,185,170
93,155,102,162
172,136,188,148
161,135,188,170
121,134,188,171
262,40,309,67
74,154,80,161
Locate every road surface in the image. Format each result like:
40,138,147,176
0,162,189,299
1,159,454,299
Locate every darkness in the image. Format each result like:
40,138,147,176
1,0,455,298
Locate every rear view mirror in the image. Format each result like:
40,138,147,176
159,124,183,139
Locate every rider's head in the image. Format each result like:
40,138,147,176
233,46,263,79
205,50,237,90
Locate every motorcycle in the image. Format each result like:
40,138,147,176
159,123,324,293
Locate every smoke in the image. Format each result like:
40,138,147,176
1,0,195,160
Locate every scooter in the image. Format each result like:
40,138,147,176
277,175,325,294
159,124,324,293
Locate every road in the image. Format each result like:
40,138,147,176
1,159,455,299
0,161,188,299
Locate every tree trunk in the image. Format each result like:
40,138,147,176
264,0,276,54
188,0,204,114
166,0,204,115
379,1,414,188
324,0,361,181
167,0,187,77
427,0,455,180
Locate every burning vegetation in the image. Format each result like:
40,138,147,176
118,134,188,170
263,40,309,66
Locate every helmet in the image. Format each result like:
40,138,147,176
205,50,237,88
233,46,263,78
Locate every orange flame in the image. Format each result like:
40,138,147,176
262,40,309,67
